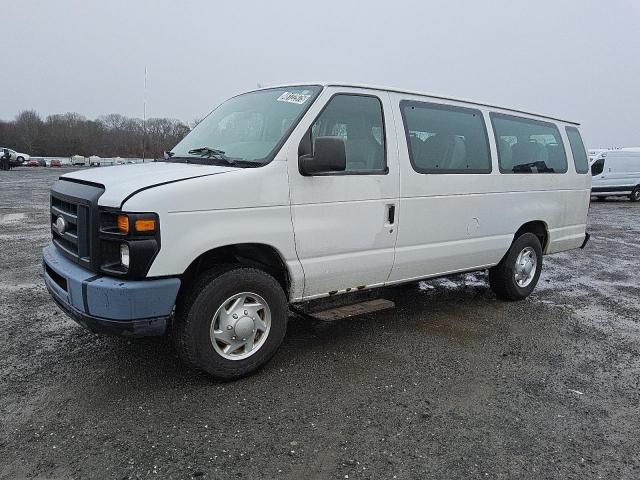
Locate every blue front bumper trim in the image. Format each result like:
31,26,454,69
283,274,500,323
43,244,180,336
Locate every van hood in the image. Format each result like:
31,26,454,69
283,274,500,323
61,162,237,208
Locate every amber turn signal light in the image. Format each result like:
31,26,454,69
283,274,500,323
135,219,156,232
117,215,129,233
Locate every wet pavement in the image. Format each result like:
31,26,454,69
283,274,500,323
1,168,639,479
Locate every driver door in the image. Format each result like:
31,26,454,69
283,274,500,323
287,88,399,299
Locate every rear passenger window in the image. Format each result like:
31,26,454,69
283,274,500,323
565,126,589,174
400,101,491,173
491,113,568,173
311,94,386,172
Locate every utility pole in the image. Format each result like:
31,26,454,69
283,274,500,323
143,66,147,161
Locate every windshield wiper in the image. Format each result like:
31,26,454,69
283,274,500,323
187,147,234,164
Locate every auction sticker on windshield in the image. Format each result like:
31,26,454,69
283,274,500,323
277,92,311,104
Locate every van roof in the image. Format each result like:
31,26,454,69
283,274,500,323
608,147,640,155
262,82,581,126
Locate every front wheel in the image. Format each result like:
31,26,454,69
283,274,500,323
489,233,543,301
174,266,288,380
630,186,640,202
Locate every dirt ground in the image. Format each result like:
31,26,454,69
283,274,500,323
1,167,639,479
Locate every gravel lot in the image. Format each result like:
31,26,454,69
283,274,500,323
1,167,639,479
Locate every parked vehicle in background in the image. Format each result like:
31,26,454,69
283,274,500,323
0,147,17,163
26,159,39,167
591,147,640,201
0,147,29,167
71,155,86,166
43,83,591,380
51,159,62,167
37,159,47,167
8,148,29,163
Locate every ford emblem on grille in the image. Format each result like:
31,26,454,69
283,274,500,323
55,216,67,235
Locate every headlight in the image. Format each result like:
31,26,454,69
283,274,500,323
99,211,160,278
120,243,130,268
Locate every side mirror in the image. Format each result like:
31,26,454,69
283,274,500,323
299,136,346,176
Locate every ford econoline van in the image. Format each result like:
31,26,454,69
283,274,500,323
43,83,591,379
591,148,640,201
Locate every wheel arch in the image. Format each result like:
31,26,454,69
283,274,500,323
514,220,549,252
178,243,292,301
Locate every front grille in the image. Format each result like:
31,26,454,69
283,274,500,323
50,179,105,270
51,196,91,261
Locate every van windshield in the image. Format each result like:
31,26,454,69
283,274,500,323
168,86,322,166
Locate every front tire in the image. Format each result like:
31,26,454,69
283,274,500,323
489,233,543,301
174,266,288,380
630,186,640,202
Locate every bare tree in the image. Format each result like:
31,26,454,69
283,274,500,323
0,111,191,158
13,110,43,153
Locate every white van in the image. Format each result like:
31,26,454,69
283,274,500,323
591,148,640,201
43,83,591,379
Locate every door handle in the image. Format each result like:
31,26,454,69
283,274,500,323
386,204,396,225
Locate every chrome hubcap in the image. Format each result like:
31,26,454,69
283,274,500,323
514,247,537,288
210,292,271,360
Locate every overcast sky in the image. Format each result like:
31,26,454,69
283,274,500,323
2,0,639,147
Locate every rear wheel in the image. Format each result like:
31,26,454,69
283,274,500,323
630,186,640,202
489,233,543,301
174,266,288,380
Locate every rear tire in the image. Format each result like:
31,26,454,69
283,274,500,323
173,266,288,380
489,233,543,301
630,186,640,202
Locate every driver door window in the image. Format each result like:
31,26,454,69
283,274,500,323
311,94,386,173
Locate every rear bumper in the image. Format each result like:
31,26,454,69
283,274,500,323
43,244,180,336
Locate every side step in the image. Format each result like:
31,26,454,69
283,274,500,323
292,298,395,321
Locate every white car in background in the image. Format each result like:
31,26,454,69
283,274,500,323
0,147,30,165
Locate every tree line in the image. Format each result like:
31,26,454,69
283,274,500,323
0,110,194,159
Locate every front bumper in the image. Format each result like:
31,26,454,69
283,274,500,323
43,244,180,336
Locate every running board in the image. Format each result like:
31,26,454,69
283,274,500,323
292,298,395,321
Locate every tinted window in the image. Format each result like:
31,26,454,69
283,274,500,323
311,94,385,172
591,158,605,176
401,101,491,173
566,126,589,173
491,113,568,173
